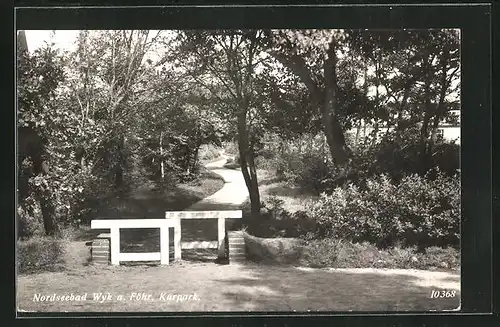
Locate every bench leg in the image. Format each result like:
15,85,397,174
160,226,169,265
110,228,120,265
217,218,225,258
174,219,181,260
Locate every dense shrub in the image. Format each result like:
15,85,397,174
302,170,460,249
430,142,460,176
17,236,66,274
272,151,333,193
17,195,45,238
17,161,115,237
351,129,460,182
420,246,460,270
223,141,239,156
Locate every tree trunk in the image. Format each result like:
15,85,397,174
267,36,352,172
372,120,379,145
322,40,352,170
18,127,58,235
247,150,261,215
192,144,200,174
160,131,164,181
39,196,57,236
372,68,381,146
114,135,125,189
354,119,362,151
237,109,261,217
429,50,451,149
419,61,433,175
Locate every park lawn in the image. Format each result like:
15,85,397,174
17,261,460,312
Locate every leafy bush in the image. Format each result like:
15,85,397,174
420,246,460,270
302,170,460,248
351,128,460,182
301,239,390,268
273,151,333,193
242,233,459,270
17,236,66,274
430,142,460,176
17,195,45,238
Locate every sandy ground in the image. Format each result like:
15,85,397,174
17,262,460,312
17,153,461,313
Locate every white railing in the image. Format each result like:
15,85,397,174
164,210,242,260
90,210,242,265
90,218,178,265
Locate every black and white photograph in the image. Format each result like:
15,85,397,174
16,27,462,312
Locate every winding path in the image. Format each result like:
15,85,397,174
179,152,249,244
187,152,249,211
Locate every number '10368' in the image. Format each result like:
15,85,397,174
430,290,456,298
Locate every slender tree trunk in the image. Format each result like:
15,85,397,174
372,63,381,146
39,196,57,236
247,150,260,213
237,108,260,216
419,61,433,175
372,120,379,145
114,135,125,189
363,119,367,141
192,145,200,174
160,131,164,181
429,51,451,148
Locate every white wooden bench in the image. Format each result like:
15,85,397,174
90,210,242,265
164,210,242,260
90,218,178,265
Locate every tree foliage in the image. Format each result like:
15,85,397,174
17,29,460,236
